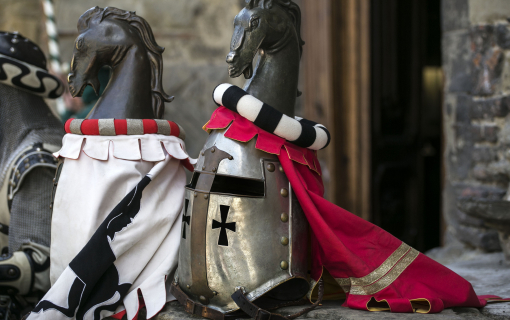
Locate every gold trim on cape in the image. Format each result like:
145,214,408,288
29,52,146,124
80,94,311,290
335,242,420,296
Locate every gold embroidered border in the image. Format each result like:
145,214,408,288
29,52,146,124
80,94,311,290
351,243,411,287
334,242,419,295
350,248,419,295
335,278,351,293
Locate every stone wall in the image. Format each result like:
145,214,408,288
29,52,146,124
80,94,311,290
442,0,510,251
0,0,48,51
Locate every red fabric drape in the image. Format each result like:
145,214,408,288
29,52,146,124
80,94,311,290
205,107,506,313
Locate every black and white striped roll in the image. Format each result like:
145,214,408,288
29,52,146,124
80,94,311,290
213,83,330,150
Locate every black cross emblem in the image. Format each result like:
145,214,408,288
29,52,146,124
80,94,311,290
212,205,236,246
182,199,190,239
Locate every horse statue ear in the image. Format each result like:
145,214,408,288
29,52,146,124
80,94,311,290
246,0,256,9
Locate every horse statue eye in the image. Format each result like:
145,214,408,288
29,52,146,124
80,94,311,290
251,18,260,29
76,38,84,50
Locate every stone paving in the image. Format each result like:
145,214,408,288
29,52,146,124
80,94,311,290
148,252,510,320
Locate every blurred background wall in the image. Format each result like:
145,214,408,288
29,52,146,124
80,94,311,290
4,0,510,258
442,0,510,258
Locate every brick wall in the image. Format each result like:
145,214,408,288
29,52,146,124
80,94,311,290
443,0,510,251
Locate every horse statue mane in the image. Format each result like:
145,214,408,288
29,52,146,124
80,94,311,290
245,0,305,56
75,6,172,119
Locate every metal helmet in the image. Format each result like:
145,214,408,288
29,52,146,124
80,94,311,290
175,128,310,314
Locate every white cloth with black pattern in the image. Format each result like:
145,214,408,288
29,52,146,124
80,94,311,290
28,134,195,320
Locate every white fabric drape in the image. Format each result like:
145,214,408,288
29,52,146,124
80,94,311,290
33,134,195,320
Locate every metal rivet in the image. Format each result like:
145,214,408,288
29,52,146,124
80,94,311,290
7,269,16,276
11,38,18,44
266,163,275,172
280,213,289,222
279,165,283,172
10,181,16,187
25,163,29,169
40,159,45,163
202,166,206,170
212,167,217,173
201,151,205,156
213,291,218,296
186,284,190,289
228,156,233,160
280,261,289,270
24,159,29,163
9,47,15,53
36,148,41,152
204,194,209,199
199,295,210,305
281,237,289,246
280,188,288,197
194,192,198,198
211,147,216,153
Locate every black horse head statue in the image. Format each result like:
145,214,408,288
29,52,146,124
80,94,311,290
68,6,173,119
226,0,304,116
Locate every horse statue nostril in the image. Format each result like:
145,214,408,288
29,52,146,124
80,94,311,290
226,52,236,63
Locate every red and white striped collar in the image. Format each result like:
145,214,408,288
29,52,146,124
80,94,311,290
64,118,185,141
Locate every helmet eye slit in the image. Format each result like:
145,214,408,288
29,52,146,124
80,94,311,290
210,175,264,197
187,172,265,197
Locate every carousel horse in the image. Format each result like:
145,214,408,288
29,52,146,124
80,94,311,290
226,0,304,116
68,6,173,119
27,6,194,320
171,1,328,319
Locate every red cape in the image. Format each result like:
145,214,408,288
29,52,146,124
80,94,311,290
205,107,506,313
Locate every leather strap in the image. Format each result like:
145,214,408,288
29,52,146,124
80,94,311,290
0,222,8,236
231,290,288,320
170,282,243,320
231,278,325,320
171,280,323,320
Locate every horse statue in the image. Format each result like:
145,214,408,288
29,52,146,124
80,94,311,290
26,7,195,320
170,1,327,319
226,0,304,117
68,6,173,119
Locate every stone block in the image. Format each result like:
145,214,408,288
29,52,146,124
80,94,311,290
455,224,501,251
442,31,473,93
470,26,504,96
495,23,510,49
441,0,470,32
456,94,472,123
470,124,499,143
499,231,510,261
471,146,497,162
456,209,486,228
469,0,510,24
447,148,471,180
472,162,509,184
470,96,510,119
458,184,506,200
